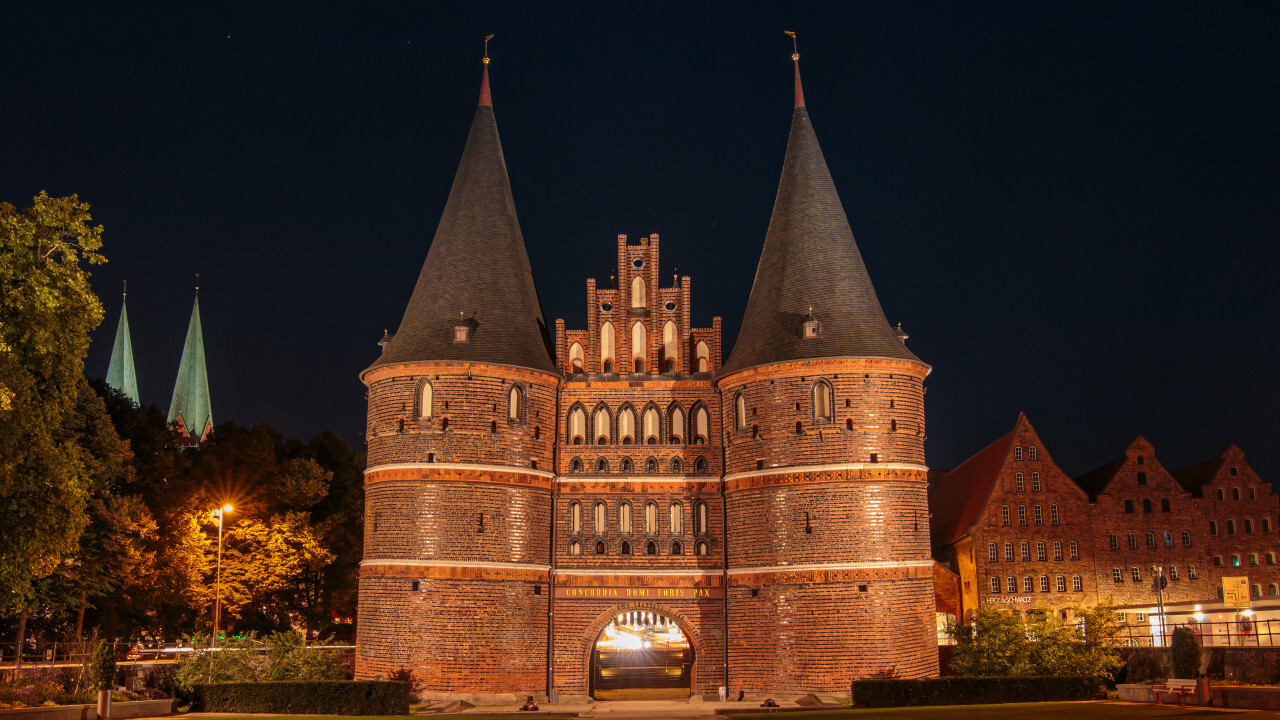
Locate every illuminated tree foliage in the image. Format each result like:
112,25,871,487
0,193,105,609
950,605,1126,679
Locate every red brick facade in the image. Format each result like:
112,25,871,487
932,415,1278,621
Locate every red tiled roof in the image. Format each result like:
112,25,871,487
929,427,1015,548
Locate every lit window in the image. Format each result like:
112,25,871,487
1016,472,1025,492
417,380,433,418
1070,541,1079,560
1050,504,1059,525
1072,575,1082,592
1232,554,1241,567
1032,472,1041,491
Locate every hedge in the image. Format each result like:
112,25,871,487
194,681,410,715
851,676,1105,707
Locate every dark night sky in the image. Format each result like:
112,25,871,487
4,2,1278,482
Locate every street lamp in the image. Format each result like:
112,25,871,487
212,504,233,641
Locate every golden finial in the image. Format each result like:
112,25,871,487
122,280,127,299
785,30,799,61
195,273,200,296
483,34,494,64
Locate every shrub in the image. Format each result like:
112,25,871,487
90,641,116,692
1170,626,1202,678
194,681,409,715
176,632,350,692
851,676,1105,707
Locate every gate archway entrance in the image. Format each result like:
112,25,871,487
589,610,693,700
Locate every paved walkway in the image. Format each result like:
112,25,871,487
454,698,813,717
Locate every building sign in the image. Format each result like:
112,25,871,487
555,585,723,599
1223,576,1250,607
984,596,1033,604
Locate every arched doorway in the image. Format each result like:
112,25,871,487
590,610,693,700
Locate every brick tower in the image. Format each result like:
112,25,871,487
715,53,936,689
356,57,560,691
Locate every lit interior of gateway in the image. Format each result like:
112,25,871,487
593,612,692,698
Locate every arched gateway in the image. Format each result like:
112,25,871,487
586,608,697,700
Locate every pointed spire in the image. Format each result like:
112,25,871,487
106,282,140,406
366,42,556,376
168,288,213,444
786,31,805,108
478,34,494,107
721,40,923,376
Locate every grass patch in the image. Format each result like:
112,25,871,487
723,702,1280,720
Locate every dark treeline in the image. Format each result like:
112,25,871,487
2,378,363,646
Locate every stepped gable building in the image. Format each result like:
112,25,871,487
357,49,936,699
931,418,1278,623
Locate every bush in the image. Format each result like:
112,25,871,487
194,681,409,715
90,641,116,692
851,676,1105,707
1171,626,1202,678
175,632,349,692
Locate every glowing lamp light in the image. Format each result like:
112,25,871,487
1243,609,1254,617
223,504,234,513
1193,612,1205,622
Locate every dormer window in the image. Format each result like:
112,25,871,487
454,325,471,342
803,313,820,339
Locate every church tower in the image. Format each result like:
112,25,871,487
168,287,212,446
106,284,140,406
356,54,560,692
715,50,936,689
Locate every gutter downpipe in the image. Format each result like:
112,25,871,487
547,376,562,700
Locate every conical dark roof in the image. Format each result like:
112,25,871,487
721,64,922,375
367,66,556,376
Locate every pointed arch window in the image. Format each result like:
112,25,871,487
569,342,584,373
568,406,586,445
695,540,709,556
569,540,581,556
594,501,607,533
643,407,661,445
618,406,636,444
621,540,631,555
693,406,709,444
695,341,709,373
662,321,679,371
694,456,708,473
694,501,709,534
812,380,833,422
568,502,582,534
669,502,684,534
631,322,646,372
508,385,524,422
644,501,658,534
669,405,685,444
631,276,646,308
600,322,616,370
645,456,658,473
619,503,632,534
594,406,611,445
734,393,746,430
416,379,433,419
670,457,683,473
596,457,609,472
621,457,634,473
646,541,657,555
671,541,683,556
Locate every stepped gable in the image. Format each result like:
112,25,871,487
366,61,556,376
928,426,1015,547
168,292,212,443
106,288,140,406
721,56,921,375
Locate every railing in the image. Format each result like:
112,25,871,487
0,641,356,668
1117,619,1280,648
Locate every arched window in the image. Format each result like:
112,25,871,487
1000,505,1010,526
1050,504,1059,525
631,276,646,308
1069,541,1079,560
1023,576,1033,593
1127,533,1137,548
507,385,524,421
1161,498,1171,512
1020,541,1029,561
644,502,658,534
1268,552,1277,566
1231,554,1241,567
695,341,709,373
1209,520,1218,535
734,393,746,430
1016,472,1025,492
643,406,661,445
1056,576,1066,592
1189,564,1198,579
1170,565,1178,580
987,542,997,561
1053,541,1062,561
1017,505,1026,525
593,405,611,445
696,540,709,556
600,322,616,370
1036,541,1045,561
592,501,606,533
671,541,683,556
568,502,582,534
670,457,683,473
621,540,631,555
646,541,657,555
619,503,632,534
668,405,685,443
569,342,584,373
1249,553,1259,566
1182,530,1191,546
1034,505,1043,525
618,406,636,444
1142,499,1152,513
695,501,709,534
631,322,646,370
1246,518,1255,534
1109,534,1118,549
596,457,609,472
694,456,708,473
1004,542,1013,561
569,540,581,555
595,541,606,555
662,321,678,370
812,380,833,421
1040,576,1050,592
1029,446,1038,460
1007,577,1017,593
645,456,658,473
1164,531,1173,547
1014,446,1024,461
417,380,433,418
1217,488,1226,501
670,503,684,534
568,406,586,445
621,457,634,473
1233,487,1241,500
1032,472,1041,491
991,577,1001,593
693,405,709,444
1145,532,1155,548
1228,519,1236,535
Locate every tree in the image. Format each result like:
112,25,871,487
0,193,105,608
950,604,1126,679
90,639,116,691
1171,626,1202,678
949,608,1031,675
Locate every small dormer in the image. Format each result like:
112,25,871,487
894,322,909,344
454,313,479,343
802,308,820,339
378,329,394,352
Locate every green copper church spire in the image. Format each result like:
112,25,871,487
168,281,212,445
105,283,140,406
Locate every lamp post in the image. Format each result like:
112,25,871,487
212,504,233,641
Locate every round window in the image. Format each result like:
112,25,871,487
664,301,677,311
632,258,644,269
600,302,613,312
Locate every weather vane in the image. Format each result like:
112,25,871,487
195,273,200,295
123,280,127,298
483,34,494,64
785,30,799,61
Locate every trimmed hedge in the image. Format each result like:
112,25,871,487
851,676,1105,707
194,681,409,715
